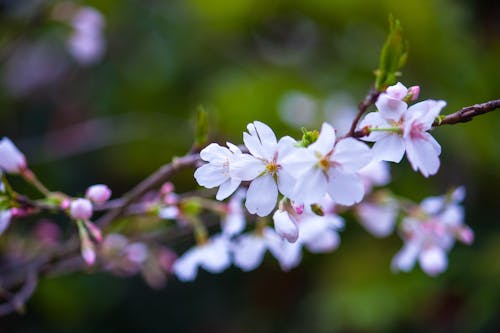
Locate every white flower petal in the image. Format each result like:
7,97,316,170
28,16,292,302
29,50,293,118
419,246,448,276
0,137,26,173
371,134,405,163
357,202,397,237
385,82,408,99
199,143,230,162
327,171,365,206
173,248,201,282
391,242,420,272
216,178,241,201
333,138,372,172
232,234,267,271
309,122,336,155
277,167,296,198
405,137,440,177
194,164,228,188
245,174,278,217
230,154,264,181
292,168,327,204
243,132,266,159
199,236,231,273
305,230,340,253
376,94,407,121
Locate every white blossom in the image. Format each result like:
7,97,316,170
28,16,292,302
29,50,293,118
287,122,372,206
173,235,231,282
221,189,246,237
194,142,245,201
0,210,12,236
357,199,398,237
231,121,298,216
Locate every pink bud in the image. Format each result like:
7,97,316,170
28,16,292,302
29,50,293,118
70,198,93,220
0,137,27,174
293,203,304,215
160,182,175,195
164,193,178,205
85,220,103,242
60,198,72,210
457,227,474,245
82,242,96,265
407,86,420,101
86,184,111,204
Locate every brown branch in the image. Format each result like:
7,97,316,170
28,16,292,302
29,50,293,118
344,87,381,139
96,153,201,228
432,99,500,126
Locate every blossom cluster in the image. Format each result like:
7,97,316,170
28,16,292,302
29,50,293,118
187,82,472,279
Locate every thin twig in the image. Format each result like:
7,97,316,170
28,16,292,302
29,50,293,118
96,154,201,228
344,87,381,139
0,270,38,316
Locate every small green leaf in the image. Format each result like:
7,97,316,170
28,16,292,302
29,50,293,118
375,16,408,91
194,105,209,148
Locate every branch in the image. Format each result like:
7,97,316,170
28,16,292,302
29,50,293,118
0,270,38,316
433,99,500,126
344,87,381,139
96,153,201,228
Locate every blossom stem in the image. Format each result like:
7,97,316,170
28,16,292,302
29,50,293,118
21,170,51,197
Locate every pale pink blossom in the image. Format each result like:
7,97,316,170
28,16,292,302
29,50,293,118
222,189,246,237
392,187,472,276
70,198,93,220
358,160,391,192
0,138,27,174
230,121,298,216
67,7,105,65
173,235,231,281
360,91,445,177
194,142,244,201
287,123,372,206
357,199,398,237
86,184,112,204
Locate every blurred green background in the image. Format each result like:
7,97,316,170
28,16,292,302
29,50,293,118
1,0,499,332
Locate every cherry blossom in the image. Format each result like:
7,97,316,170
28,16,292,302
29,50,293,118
391,187,472,276
230,121,298,216
173,235,231,281
0,137,27,174
67,7,106,65
221,189,246,237
194,142,245,201
287,122,372,205
357,199,398,237
359,83,445,177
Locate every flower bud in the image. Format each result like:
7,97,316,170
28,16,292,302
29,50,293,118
457,226,474,245
70,198,93,220
82,240,96,265
86,184,111,204
160,182,175,195
407,86,420,101
273,210,299,243
0,137,27,174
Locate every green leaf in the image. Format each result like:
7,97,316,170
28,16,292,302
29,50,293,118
194,105,209,148
375,16,408,91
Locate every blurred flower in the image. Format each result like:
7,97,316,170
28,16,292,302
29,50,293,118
358,160,391,192
222,189,246,237
33,220,61,246
278,91,318,128
67,7,106,65
392,187,472,276
86,184,112,204
0,137,27,174
173,235,231,282
357,199,398,237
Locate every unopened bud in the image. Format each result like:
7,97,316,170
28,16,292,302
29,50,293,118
0,137,27,174
86,184,111,204
405,86,420,102
160,182,175,195
70,198,93,220
82,241,96,265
